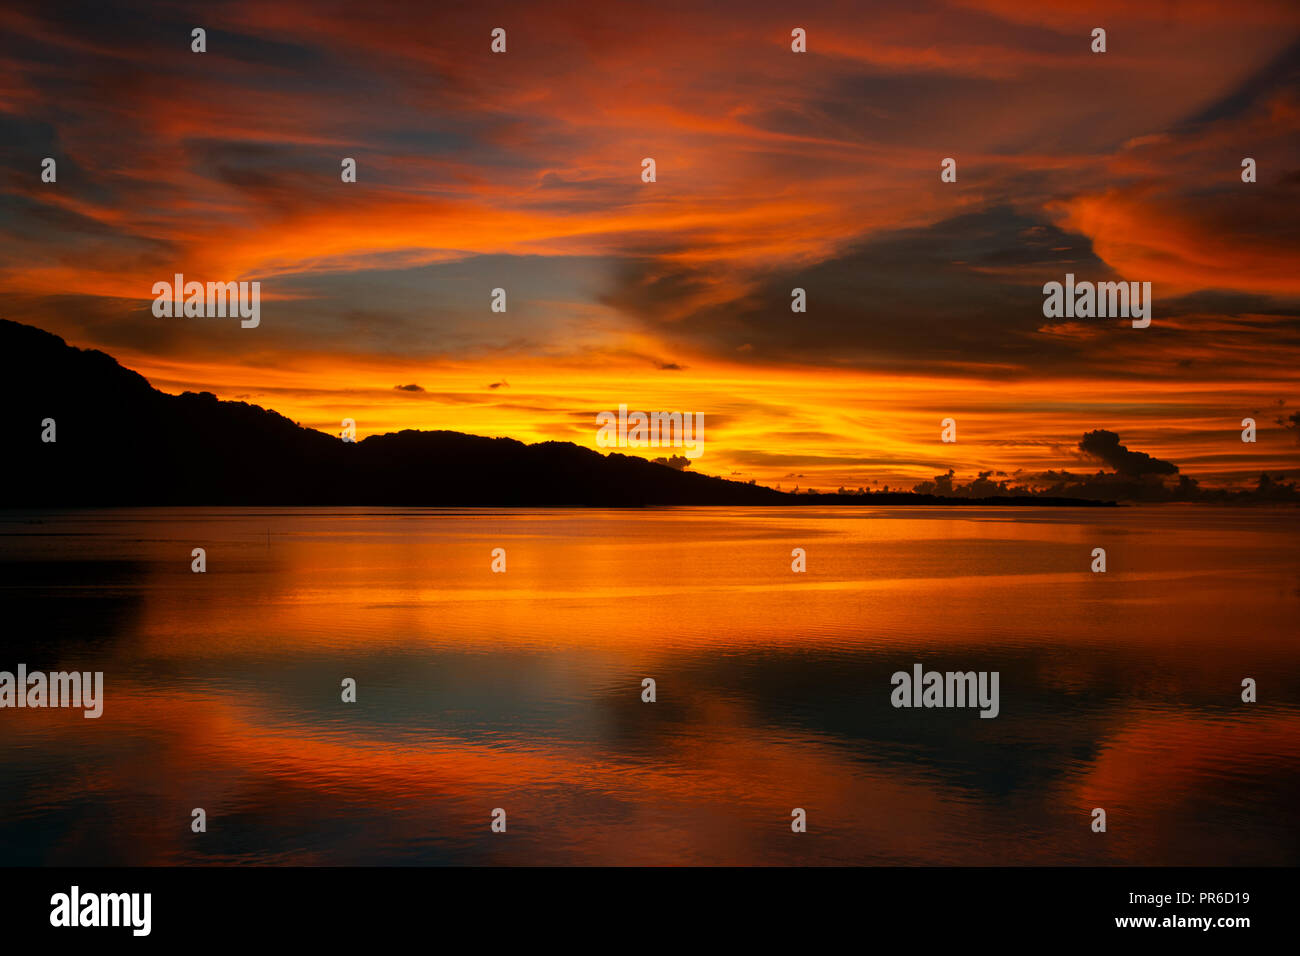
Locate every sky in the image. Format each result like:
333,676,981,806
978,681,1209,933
1,0,1299,492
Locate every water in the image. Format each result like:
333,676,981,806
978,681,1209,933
1,506,1297,865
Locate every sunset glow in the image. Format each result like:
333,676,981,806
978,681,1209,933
2,0,1298,491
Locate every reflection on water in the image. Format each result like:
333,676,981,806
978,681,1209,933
1,506,1297,865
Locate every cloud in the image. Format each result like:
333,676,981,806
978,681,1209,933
394,383,424,392
603,205,1108,374
651,455,691,471
1078,429,1179,477
912,430,1299,502
0,0,1298,493
1282,409,1300,442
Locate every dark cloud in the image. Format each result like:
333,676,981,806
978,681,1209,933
1282,409,1300,442
604,206,1110,375
394,383,424,392
1182,37,1300,127
1077,429,1179,477
651,455,691,471
912,430,1299,502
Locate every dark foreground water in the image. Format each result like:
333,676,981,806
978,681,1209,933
0,506,1297,865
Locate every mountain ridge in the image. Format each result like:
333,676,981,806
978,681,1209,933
0,319,1110,507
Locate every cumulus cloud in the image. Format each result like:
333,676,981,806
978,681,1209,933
913,430,1298,502
1077,429,1179,477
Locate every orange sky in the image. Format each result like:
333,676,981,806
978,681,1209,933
1,0,1298,491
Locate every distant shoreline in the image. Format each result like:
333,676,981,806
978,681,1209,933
0,496,1118,509
7,319,1293,509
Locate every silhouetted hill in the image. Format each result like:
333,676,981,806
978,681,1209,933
0,320,1109,507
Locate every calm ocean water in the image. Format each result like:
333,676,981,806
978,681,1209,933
1,506,1297,865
